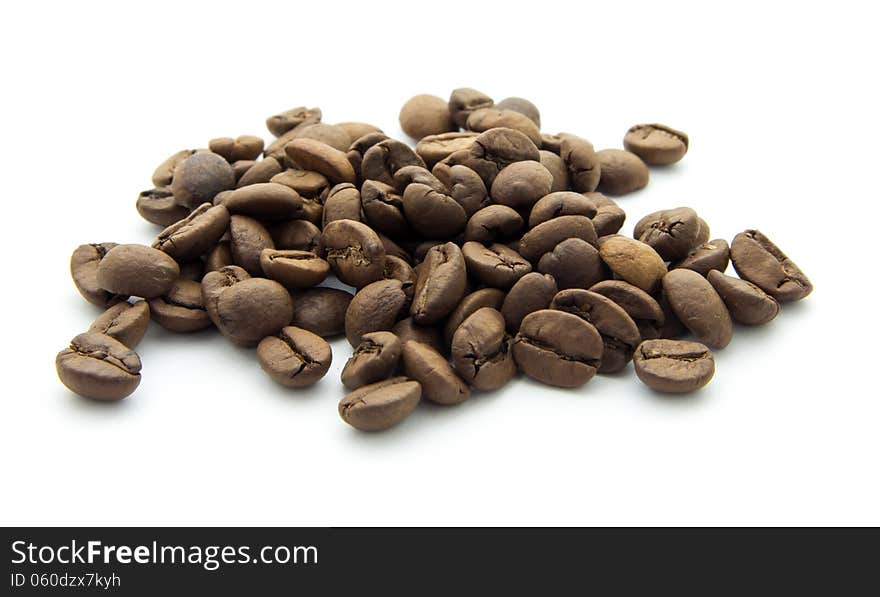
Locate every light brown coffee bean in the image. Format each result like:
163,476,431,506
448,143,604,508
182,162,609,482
56,332,141,401
96,244,180,299
147,279,212,333
322,219,386,288
411,242,467,325
623,124,689,165
729,230,813,302
451,307,516,391
345,279,408,347
598,236,667,293
88,301,150,349
290,287,353,338
707,270,779,326
403,341,470,405
596,149,649,195
633,339,714,393
662,269,733,349
260,249,329,289
257,326,332,388
513,309,603,388
152,203,230,262
341,331,402,390
399,94,456,139
339,377,422,431
70,243,128,307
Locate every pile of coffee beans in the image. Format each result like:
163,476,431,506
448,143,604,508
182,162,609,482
57,89,814,431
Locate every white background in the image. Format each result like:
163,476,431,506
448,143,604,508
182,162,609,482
1,1,878,526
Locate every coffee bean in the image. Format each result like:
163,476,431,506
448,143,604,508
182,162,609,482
598,236,667,293
212,278,293,347
623,124,689,165
411,242,467,324
96,244,180,299
392,318,445,355
201,265,250,327
707,270,779,326
528,191,597,227
496,97,541,127
290,123,351,152
88,301,150,349
152,148,198,187
403,183,467,239
539,150,569,192
345,279,408,347
633,207,701,261
590,280,665,341
451,307,516,391
588,193,626,236
500,272,558,332
490,161,553,210
379,234,413,264
657,293,688,340
269,219,323,254
178,260,205,282
403,341,470,405
537,238,604,290
560,136,601,193
290,287,353,338
209,135,264,163
223,182,303,219
70,243,128,306
336,122,383,142
550,289,641,373
234,161,255,184
361,139,426,186
443,288,506,346
264,116,324,164
633,339,714,393
415,132,479,169
147,279,212,333
464,204,523,244
152,203,230,262
361,180,409,237
338,377,422,432
56,332,141,401
323,183,363,226
466,108,543,147
596,149,649,195
513,309,603,387
383,255,417,300
445,164,489,217
265,106,322,137
270,168,330,199
260,249,329,289
448,87,494,128
694,218,711,246
341,331,402,390
171,152,235,209
284,138,356,185
257,326,332,388
519,215,597,263
662,269,733,349
673,239,730,277
465,128,540,186
205,239,233,273
730,230,812,301
136,186,190,226
322,219,386,288
236,156,283,188
229,215,275,276
346,132,390,182
399,94,456,139
463,241,532,289
393,165,447,194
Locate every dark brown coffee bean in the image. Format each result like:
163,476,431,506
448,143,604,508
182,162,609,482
361,180,409,237
707,270,779,326
634,339,713,393
209,135,264,163
496,97,541,127
519,215,597,263
236,156,283,188
730,230,813,302
539,150,570,192
345,279,408,347
673,239,730,277
269,219,323,254
223,182,303,219
229,215,275,276
336,122,383,142
88,301,150,349
96,244,179,299
391,318,445,355
451,307,516,391
379,234,412,264
662,269,733,349
403,341,470,405
70,243,127,307
403,183,467,239
411,242,467,324
464,204,523,244
339,377,421,431
443,288,506,346
322,183,363,226
345,132,389,182
550,289,641,373
56,332,141,401
290,287,353,338
537,238,605,290
147,279,212,332
590,280,665,341
560,136,601,193
152,203,230,262
595,149,649,195
513,310,603,387
490,161,553,210
201,265,250,326
445,164,489,217
633,207,701,261
500,272,558,332
290,123,351,152
393,165,447,194
399,94,456,139
466,108,543,147
341,331,402,390
136,187,190,226
431,149,472,187
257,326,332,388
465,128,540,186
415,131,479,169
383,255,417,300
260,249,329,289
361,139,426,186
587,193,626,236
298,196,324,227
270,168,330,199
284,138,356,185
448,87,494,128
205,240,233,273
322,219,386,288
528,191,597,227
265,106,322,137
623,124,689,165
462,241,531,289
599,236,667,293
213,278,293,346
152,148,198,187
171,152,235,209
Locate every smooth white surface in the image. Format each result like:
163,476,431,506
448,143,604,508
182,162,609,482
1,1,877,526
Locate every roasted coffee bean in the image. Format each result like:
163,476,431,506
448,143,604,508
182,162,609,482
236,156,283,188
229,215,275,276
70,243,127,306
147,279,212,333
205,240,233,273
269,219,323,254
528,191,597,227
322,183,363,225
361,139,426,186
136,187,190,226
623,124,689,166
539,150,570,192
209,135,264,163
496,97,540,127
560,136,601,193
730,230,812,301
213,278,293,347
399,94,456,139
513,310,603,387
403,341,470,405
590,280,665,341
257,326,332,388
290,123,351,152
446,164,489,217
361,180,409,237
284,138,356,185
346,132,390,181
633,339,714,393
662,269,733,349
657,293,688,339
466,108,543,147
500,272,558,332
56,332,142,401
341,331,402,390
411,241,443,264
378,234,412,264
152,148,198,187
537,238,604,290
96,244,179,299
673,239,730,276
338,377,421,432
201,265,250,326
383,255,417,300
588,193,626,236
519,215,597,262
695,218,711,246
411,242,467,324
595,149,649,195
234,160,261,182
443,288,506,346
260,249,329,289
464,204,523,244
431,149,472,187
178,260,205,282
707,270,779,326
540,132,569,154
633,207,701,261
392,318,445,355
88,301,150,349
270,168,330,199
322,219,386,288
599,236,667,293
393,165,447,194
448,87,494,128
451,307,516,390
462,242,531,289
345,279,408,347
415,132,479,169
403,183,467,239
152,203,229,262
290,287,353,338
490,161,553,210
171,152,235,209
550,289,641,373
336,121,383,142
223,182,303,219
465,128,540,186
298,196,324,227
265,106,322,137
